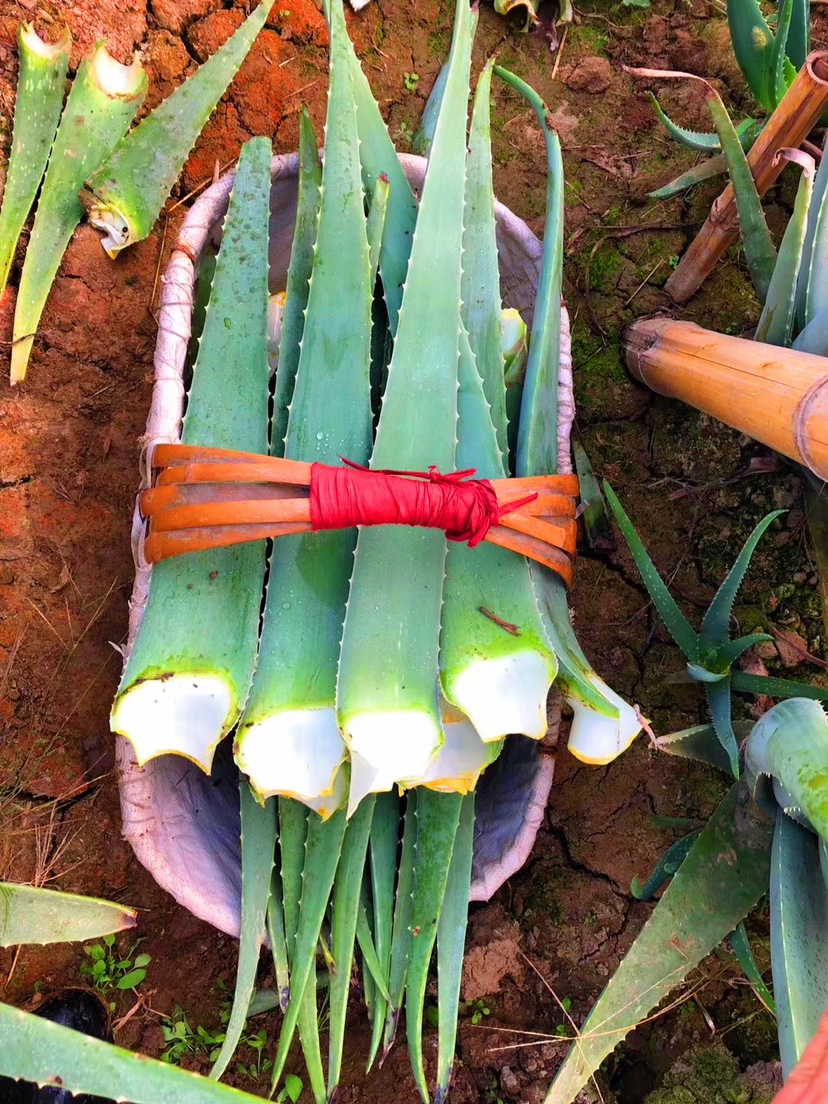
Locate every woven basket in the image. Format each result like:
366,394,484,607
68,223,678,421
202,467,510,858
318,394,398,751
115,153,574,937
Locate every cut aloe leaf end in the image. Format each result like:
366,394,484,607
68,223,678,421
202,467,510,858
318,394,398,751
110,673,233,771
84,0,273,257
420,706,501,794
566,680,642,764
235,707,347,813
345,711,444,790
10,41,147,383
448,651,554,742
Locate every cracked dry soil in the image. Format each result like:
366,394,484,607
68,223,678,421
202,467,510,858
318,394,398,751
1,1,826,1101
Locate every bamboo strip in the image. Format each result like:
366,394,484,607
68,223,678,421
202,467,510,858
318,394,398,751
624,317,828,478
665,52,828,304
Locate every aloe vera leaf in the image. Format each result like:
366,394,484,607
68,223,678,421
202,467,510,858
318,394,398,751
279,799,326,1104
706,90,777,302
800,152,828,331
356,899,392,1004
649,154,729,200
792,303,828,354
0,882,134,947
236,0,373,812
545,783,773,1104
699,512,783,656
746,698,828,839
272,107,322,459
266,874,290,1013
770,809,828,1076
703,677,739,779
383,790,418,1056
649,93,758,153
495,67,563,479
10,44,147,383
796,129,828,325
0,1001,269,1104
572,439,613,553
435,793,474,1103
406,789,463,1102
462,60,508,459
726,0,794,111
657,723,735,773
366,790,401,1068
755,153,814,345
210,785,275,1080
84,0,272,256
190,249,217,353
111,137,271,771
728,921,776,1016
0,25,70,300
532,561,641,764
712,633,772,670
731,670,828,702
412,61,449,157
503,308,528,472
770,0,795,107
337,0,474,800
343,23,417,336
367,172,390,288
327,796,375,1096
604,482,699,660
630,831,701,899
440,326,557,744
787,0,809,69
271,809,348,1094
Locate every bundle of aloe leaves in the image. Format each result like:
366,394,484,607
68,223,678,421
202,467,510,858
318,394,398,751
107,0,642,1099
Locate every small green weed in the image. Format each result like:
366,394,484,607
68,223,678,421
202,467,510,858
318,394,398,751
80,934,151,1006
465,998,491,1025
276,1074,304,1103
236,1028,272,1083
403,71,420,92
161,1006,226,1064
554,996,572,1036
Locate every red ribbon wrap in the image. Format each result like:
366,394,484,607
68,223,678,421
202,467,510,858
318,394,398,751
309,462,531,547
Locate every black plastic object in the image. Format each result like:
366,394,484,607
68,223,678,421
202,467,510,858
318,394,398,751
0,989,116,1104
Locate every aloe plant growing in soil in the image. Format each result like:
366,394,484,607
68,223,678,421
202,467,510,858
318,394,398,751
544,491,828,1103
644,0,810,196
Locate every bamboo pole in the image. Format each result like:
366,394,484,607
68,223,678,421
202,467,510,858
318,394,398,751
624,317,828,479
665,52,828,304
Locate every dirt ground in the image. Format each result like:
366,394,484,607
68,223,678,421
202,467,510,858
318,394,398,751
1,0,827,1101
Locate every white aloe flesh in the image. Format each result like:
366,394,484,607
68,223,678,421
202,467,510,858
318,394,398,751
420,702,502,794
0,24,71,300
345,702,500,815
336,0,474,789
111,138,272,771
235,0,372,814
10,43,147,382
